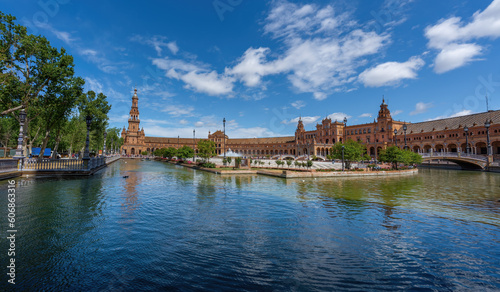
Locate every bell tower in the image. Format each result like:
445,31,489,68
128,88,140,132
121,88,146,155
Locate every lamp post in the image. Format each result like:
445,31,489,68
464,126,470,155
177,135,179,149
343,117,347,143
13,109,27,164
103,131,107,157
394,129,398,147
83,115,92,168
403,123,407,150
223,117,226,164
341,145,345,171
485,120,492,156
193,129,196,162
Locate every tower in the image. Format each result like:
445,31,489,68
128,88,140,132
121,88,145,155
377,97,393,137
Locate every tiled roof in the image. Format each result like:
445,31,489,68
145,137,197,144
402,110,500,134
228,136,295,144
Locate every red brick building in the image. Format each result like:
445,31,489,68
121,90,500,160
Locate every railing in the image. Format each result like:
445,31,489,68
21,157,107,171
0,159,19,173
420,152,488,161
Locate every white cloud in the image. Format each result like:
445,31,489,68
410,102,433,115
227,127,285,138
37,23,75,44
433,43,482,74
131,35,179,56
180,70,234,96
359,113,372,118
428,109,473,121
291,100,306,109
392,110,403,116
359,56,424,87
84,77,103,93
328,112,351,122
152,57,234,96
425,0,500,73
160,105,195,117
179,119,189,125
227,1,390,99
282,116,320,125
78,48,122,73
141,119,171,125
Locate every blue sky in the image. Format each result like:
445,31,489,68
3,0,500,138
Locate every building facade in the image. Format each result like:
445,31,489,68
121,90,500,160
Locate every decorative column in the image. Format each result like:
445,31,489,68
103,131,107,157
193,129,196,162
13,109,27,160
223,118,226,164
464,126,470,155
83,115,92,169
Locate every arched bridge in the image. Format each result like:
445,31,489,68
420,153,488,170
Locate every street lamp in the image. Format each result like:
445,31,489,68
343,117,347,142
193,129,196,162
485,120,492,156
223,117,226,164
341,145,345,171
13,109,27,160
464,126,470,155
403,123,407,150
83,115,92,167
103,131,107,157
394,129,398,147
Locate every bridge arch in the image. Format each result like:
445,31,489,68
421,155,486,170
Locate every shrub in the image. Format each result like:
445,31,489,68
201,162,216,168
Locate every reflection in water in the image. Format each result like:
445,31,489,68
1,163,499,291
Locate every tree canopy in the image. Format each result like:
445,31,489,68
0,12,112,158
378,146,422,169
176,146,194,160
328,140,366,169
197,140,216,162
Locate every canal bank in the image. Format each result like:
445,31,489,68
160,159,419,178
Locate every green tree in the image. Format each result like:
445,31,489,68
141,151,148,156
0,12,77,118
379,146,422,169
37,77,85,161
78,90,111,154
153,148,163,157
106,127,123,153
226,157,232,165
378,146,401,169
286,160,292,168
328,140,366,169
176,145,194,161
164,147,177,159
306,160,313,169
197,139,216,162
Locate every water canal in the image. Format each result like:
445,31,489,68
1,159,500,290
